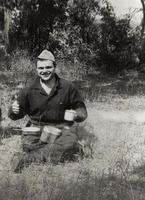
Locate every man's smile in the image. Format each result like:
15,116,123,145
40,72,51,76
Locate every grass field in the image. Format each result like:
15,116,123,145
1,91,145,199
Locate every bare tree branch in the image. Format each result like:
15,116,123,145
140,0,145,38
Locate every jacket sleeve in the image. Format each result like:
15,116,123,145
69,83,88,122
8,88,29,120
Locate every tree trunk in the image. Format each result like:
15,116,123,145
4,7,11,49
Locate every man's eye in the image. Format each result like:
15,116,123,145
38,67,43,70
45,66,51,69
38,66,52,70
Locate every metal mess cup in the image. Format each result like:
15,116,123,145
22,127,41,136
40,126,50,143
40,126,61,144
64,110,76,121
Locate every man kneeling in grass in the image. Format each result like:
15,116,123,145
8,50,88,172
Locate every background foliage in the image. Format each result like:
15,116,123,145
0,0,144,75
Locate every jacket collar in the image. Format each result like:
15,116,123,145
30,74,62,90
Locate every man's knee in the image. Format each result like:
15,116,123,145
55,129,78,149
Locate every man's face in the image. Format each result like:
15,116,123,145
36,60,55,81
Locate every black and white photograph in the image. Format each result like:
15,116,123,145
0,0,145,199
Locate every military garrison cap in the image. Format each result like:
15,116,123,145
38,50,55,62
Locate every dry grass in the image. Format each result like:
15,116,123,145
1,51,145,199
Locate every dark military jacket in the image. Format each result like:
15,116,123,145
8,74,87,124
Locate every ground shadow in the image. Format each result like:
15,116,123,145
0,126,21,143
132,164,145,177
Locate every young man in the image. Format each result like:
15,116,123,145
9,50,87,171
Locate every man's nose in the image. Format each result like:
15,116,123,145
42,67,48,72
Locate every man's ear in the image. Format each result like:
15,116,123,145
53,61,57,68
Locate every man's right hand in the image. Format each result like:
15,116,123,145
12,100,20,114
